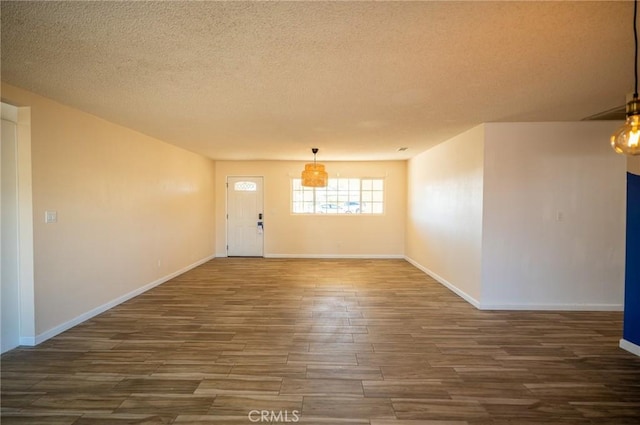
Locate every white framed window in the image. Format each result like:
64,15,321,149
292,178,384,214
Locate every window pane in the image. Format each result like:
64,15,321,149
303,191,314,202
234,181,257,191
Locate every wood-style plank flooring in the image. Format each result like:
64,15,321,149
2,258,640,424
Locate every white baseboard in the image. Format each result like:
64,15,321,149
479,303,623,311
620,338,640,357
404,256,481,308
19,336,36,346
404,257,623,312
30,254,215,346
265,254,405,259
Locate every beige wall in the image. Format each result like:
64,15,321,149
405,125,485,304
482,122,626,309
215,160,406,257
629,156,640,176
1,83,216,338
406,121,625,310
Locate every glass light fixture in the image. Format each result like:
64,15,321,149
611,98,640,155
301,148,328,187
611,0,640,156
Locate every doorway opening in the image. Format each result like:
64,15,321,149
1,102,35,352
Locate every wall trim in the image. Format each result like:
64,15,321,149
29,254,216,346
2,103,36,351
479,303,623,311
265,254,405,259
19,336,36,346
404,256,481,309
620,338,640,357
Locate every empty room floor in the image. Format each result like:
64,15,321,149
1,258,639,425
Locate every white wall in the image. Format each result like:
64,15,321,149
405,125,485,305
215,160,406,258
481,122,626,309
1,83,217,340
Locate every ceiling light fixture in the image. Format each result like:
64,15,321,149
612,0,640,156
301,148,328,187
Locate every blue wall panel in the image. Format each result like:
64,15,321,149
624,172,640,345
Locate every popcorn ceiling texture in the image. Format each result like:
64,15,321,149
0,1,632,160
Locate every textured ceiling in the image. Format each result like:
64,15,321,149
0,1,633,161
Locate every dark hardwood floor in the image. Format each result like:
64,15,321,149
1,258,639,424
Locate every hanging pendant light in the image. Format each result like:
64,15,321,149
612,0,640,156
301,148,328,187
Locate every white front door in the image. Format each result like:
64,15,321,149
227,177,264,257
1,105,21,353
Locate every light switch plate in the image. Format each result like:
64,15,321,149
45,210,57,223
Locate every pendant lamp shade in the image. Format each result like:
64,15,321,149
301,148,328,187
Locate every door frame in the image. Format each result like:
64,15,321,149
1,102,35,350
226,176,265,257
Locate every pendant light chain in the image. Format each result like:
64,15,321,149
635,0,638,98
